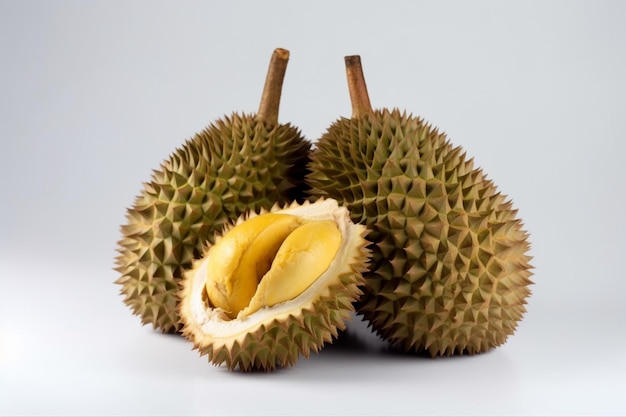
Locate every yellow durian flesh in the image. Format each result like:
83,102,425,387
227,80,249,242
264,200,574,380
243,219,342,316
204,213,342,319
204,213,306,318
178,198,370,371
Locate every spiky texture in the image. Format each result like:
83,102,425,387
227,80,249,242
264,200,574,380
307,109,533,356
178,200,370,371
115,114,310,333
180,268,365,371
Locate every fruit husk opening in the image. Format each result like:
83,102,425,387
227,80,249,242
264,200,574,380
178,199,371,371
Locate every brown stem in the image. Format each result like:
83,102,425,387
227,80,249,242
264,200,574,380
256,48,290,126
345,55,373,118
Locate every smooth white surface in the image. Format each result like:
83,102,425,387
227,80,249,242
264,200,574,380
1,1,625,415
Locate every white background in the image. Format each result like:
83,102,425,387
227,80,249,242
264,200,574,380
1,1,625,415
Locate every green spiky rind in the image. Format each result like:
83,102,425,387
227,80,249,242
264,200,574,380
307,108,533,356
115,113,311,333
182,270,365,372
178,201,371,372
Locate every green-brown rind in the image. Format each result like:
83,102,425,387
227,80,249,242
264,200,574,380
115,113,310,333
307,109,533,356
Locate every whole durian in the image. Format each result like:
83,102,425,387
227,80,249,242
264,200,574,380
115,48,311,333
178,198,370,371
307,56,533,356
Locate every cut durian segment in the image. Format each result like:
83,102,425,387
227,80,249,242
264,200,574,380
114,48,311,333
178,198,370,371
306,56,533,357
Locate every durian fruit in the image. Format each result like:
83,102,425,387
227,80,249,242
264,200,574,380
178,198,370,371
307,56,533,356
115,48,311,333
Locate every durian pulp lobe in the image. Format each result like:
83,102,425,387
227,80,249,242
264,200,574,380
243,220,342,316
204,214,342,319
204,213,304,318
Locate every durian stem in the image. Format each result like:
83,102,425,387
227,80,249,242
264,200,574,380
345,55,373,118
256,48,290,127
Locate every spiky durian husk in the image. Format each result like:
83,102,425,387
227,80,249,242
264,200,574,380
307,109,533,356
115,114,310,333
178,200,370,371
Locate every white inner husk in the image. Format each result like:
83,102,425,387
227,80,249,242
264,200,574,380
188,199,359,342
